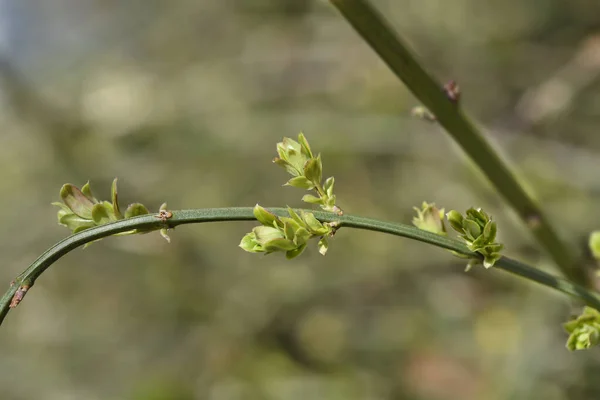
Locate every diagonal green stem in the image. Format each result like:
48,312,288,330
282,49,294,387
1,207,599,327
328,0,590,288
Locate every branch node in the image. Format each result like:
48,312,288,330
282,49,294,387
526,214,542,230
443,80,461,103
9,284,30,308
155,209,173,223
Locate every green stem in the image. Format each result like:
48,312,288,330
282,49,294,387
1,207,599,326
328,0,590,288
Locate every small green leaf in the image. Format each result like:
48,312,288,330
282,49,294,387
111,178,122,219
303,156,322,184
464,259,479,272
582,307,600,319
254,204,279,227
302,212,328,235
281,137,306,173
482,254,500,268
483,221,496,242
325,194,337,208
52,201,71,213
412,202,446,235
565,322,600,350
240,232,262,253
564,319,579,333
59,213,95,231
253,226,285,245
264,238,299,252
466,208,487,225
283,220,296,240
297,132,314,159
285,176,315,190
446,210,464,233
287,207,304,225
53,202,73,222
60,184,96,219
81,181,98,202
318,237,329,255
276,142,290,162
463,219,482,240
316,155,323,184
302,194,324,205
91,203,111,225
279,217,302,232
470,235,487,249
293,227,311,245
124,203,150,218
273,157,300,177
324,177,335,197
100,201,118,221
56,208,71,222
286,243,307,259
159,228,171,243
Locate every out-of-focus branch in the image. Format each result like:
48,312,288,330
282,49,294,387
516,34,600,126
328,0,592,288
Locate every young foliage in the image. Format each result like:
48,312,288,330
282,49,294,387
239,205,338,258
52,179,171,245
273,133,343,215
411,204,503,271
446,208,503,269
412,202,446,235
241,134,341,258
564,307,600,350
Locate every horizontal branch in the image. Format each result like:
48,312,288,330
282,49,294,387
1,207,599,326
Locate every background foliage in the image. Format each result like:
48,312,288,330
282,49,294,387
2,0,600,398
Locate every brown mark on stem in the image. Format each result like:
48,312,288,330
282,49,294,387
10,285,30,308
443,80,461,103
155,209,173,223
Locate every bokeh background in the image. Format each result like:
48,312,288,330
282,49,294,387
2,0,600,399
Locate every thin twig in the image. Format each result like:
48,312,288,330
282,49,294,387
2,207,599,326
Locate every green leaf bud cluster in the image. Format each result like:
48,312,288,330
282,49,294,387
53,179,170,245
274,133,342,215
412,202,446,236
446,208,503,268
239,205,337,259
564,307,600,350
241,133,340,258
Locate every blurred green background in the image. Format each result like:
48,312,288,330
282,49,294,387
2,0,600,399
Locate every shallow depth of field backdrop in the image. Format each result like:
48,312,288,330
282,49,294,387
2,1,600,399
